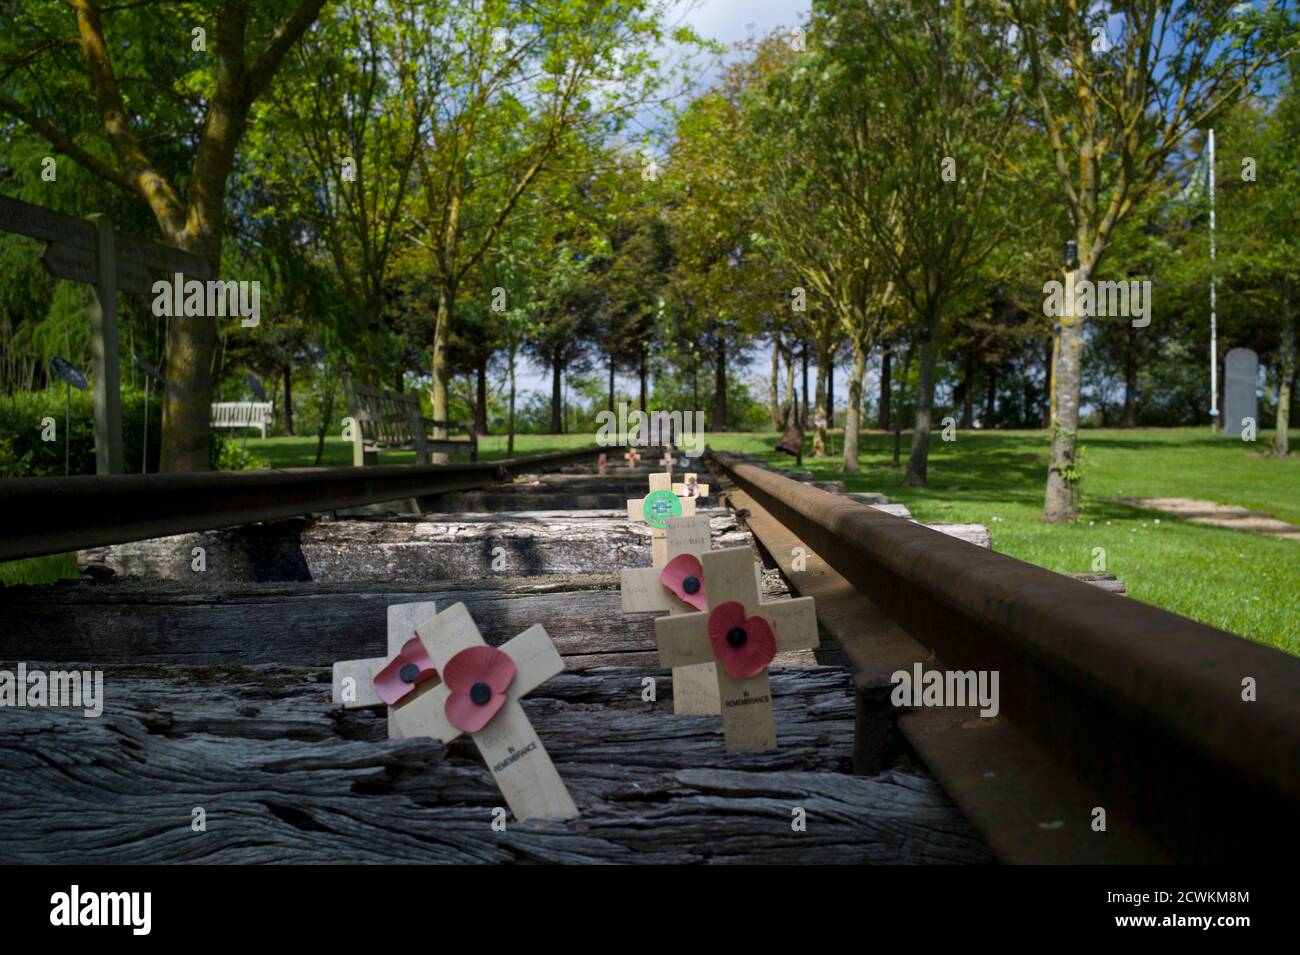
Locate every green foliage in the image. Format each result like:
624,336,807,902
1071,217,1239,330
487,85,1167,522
0,388,266,476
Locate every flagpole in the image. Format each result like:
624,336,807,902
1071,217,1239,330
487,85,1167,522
1209,128,1218,429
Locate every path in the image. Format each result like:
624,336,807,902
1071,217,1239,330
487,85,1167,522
1114,497,1300,542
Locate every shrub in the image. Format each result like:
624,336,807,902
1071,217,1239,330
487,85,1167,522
0,389,265,476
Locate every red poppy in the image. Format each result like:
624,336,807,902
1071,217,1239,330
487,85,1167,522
442,645,517,733
659,553,708,611
372,636,439,706
707,601,776,679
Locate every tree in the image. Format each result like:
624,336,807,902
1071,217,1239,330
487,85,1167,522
409,0,686,459
816,0,1026,486
250,0,434,389
1005,0,1295,518
1,0,327,470
747,30,901,470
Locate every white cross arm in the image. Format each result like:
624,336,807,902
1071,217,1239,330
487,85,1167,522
331,601,438,713
764,596,820,652
655,613,714,669
621,565,683,613
332,656,387,708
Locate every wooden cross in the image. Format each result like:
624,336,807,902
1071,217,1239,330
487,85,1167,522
654,546,819,752
659,449,676,472
332,602,439,739
623,447,642,469
672,472,710,500
333,601,578,821
627,471,697,566
598,452,607,476
620,513,720,715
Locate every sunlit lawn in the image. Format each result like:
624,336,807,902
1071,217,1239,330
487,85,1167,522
4,426,1295,655
709,427,1299,655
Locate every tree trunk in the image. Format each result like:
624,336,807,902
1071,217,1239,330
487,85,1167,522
314,374,336,468
608,354,616,413
639,352,648,411
1041,338,1053,427
430,285,452,464
1048,327,1060,426
711,336,727,431
160,286,218,472
782,346,796,425
811,341,828,457
1044,267,1087,523
475,355,489,435
843,339,867,473
959,350,974,428
903,312,941,487
282,364,294,436
550,357,564,434
769,335,782,430
1122,325,1137,428
827,354,835,430
984,365,997,428
508,346,517,457
1274,281,1294,458
878,344,892,430
800,342,810,428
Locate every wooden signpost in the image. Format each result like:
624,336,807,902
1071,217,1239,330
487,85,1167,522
0,194,213,475
654,546,819,752
332,601,578,822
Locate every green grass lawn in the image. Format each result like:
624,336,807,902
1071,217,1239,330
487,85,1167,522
4,427,1295,655
708,428,1299,655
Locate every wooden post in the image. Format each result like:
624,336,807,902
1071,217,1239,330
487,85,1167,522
87,214,124,475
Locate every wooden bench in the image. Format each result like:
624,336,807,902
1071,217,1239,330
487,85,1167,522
343,373,477,466
211,401,274,438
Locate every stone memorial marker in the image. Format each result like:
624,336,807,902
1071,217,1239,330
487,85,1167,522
1223,347,1259,438
654,546,819,752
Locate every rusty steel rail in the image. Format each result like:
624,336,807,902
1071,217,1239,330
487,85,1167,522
706,450,1300,863
0,446,604,562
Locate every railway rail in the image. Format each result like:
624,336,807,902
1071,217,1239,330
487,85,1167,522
0,446,1294,864
704,450,1300,864
0,446,603,562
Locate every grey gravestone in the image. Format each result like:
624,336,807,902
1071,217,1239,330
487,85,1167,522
1222,347,1259,437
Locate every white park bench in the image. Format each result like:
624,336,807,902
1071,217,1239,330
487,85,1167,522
210,401,274,438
